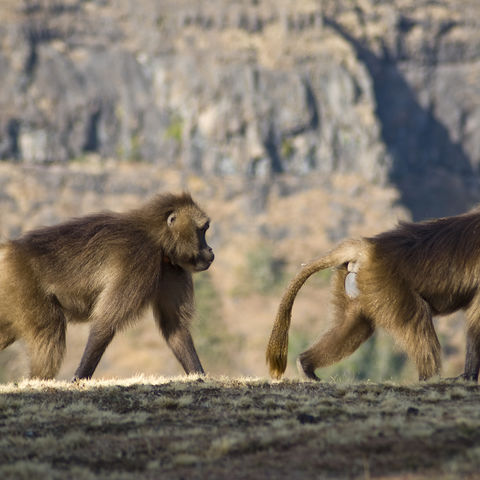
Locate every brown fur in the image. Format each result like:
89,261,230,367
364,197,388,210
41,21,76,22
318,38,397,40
0,192,214,380
267,212,480,382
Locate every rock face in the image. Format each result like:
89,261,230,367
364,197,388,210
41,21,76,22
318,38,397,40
2,0,480,219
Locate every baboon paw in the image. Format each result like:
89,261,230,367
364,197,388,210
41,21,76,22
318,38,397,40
296,357,321,381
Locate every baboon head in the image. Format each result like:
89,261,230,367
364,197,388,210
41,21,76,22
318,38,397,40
161,195,214,272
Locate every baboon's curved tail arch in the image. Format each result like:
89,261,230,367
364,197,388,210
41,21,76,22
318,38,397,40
266,239,366,379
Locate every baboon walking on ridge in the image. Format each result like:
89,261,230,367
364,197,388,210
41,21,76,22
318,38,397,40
0,193,214,380
267,211,480,382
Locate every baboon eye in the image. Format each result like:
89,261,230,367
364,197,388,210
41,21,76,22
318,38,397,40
167,212,176,227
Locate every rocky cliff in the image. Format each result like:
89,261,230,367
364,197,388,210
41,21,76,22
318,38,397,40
2,0,480,220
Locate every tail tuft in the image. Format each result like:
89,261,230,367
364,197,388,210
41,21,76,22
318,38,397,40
266,305,291,379
266,345,288,380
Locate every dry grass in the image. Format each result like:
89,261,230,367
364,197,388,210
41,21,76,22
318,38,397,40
1,376,480,479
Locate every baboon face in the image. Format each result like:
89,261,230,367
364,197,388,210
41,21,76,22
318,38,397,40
166,205,214,272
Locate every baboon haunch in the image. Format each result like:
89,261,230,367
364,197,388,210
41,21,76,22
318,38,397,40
0,193,214,380
267,211,480,382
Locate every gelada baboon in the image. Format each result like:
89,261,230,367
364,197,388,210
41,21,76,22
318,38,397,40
267,211,480,382
0,193,214,380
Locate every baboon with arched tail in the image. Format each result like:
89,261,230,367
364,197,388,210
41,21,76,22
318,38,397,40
267,212,480,382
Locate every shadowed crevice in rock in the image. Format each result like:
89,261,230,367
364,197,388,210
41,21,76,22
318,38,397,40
22,21,63,87
83,107,102,152
324,16,479,221
282,78,320,137
6,120,20,161
303,78,320,131
263,122,283,175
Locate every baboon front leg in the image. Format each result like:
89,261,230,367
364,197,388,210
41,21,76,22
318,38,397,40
154,304,204,375
73,324,115,380
153,269,204,375
298,307,374,380
162,323,205,375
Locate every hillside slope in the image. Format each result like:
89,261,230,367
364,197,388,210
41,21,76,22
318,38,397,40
1,377,480,479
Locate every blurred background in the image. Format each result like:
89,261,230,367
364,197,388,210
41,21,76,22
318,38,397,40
0,0,479,382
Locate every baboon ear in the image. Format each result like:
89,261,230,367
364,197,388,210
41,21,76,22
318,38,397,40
167,212,177,227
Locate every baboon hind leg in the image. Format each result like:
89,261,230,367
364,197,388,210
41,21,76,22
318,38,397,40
463,333,480,382
461,298,480,382
384,292,441,381
26,302,67,380
298,304,374,380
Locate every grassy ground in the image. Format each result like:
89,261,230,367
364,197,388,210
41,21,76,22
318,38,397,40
1,377,480,479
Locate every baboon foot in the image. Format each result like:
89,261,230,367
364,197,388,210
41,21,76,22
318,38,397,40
297,357,321,381
71,375,90,383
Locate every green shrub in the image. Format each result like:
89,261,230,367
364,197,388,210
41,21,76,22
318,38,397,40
165,115,183,144
115,132,143,162
281,138,295,159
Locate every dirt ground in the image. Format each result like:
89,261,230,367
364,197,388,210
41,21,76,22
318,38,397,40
1,377,480,479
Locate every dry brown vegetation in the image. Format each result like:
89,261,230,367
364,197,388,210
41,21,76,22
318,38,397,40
1,376,480,479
